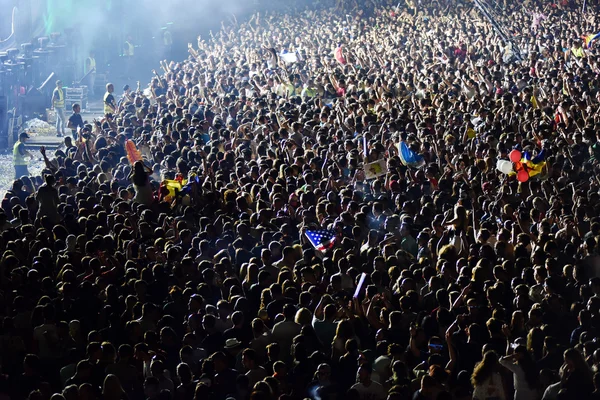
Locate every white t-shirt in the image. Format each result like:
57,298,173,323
245,367,267,388
473,372,507,400
351,380,387,400
372,356,392,384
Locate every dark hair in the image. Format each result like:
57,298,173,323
514,345,539,388
132,161,148,186
242,348,258,361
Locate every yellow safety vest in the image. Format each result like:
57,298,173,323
572,47,585,58
13,141,26,165
54,88,64,108
87,57,96,73
104,92,114,114
302,87,316,98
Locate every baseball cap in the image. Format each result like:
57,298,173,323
19,132,30,139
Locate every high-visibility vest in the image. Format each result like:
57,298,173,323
104,92,114,114
87,57,96,73
302,87,316,98
13,141,26,165
286,83,295,96
54,88,64,108
572,47,585,58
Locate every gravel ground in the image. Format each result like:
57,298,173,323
0,118,58,198
0,153,45,199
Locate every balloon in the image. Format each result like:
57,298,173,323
509,149,522,163
514,161,523,171
125,140,143,165
496,159,513,174
517,170,529,182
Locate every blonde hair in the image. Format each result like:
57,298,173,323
471,351,499,387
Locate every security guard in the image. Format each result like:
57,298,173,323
570,40,586,59
13,132,33,178
103,83,117,115
51,80,66,137
301,79,318,99
85,50,97,96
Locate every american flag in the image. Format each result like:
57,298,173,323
306,229,337,252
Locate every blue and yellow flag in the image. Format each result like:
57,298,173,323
523,150,546,178
398,141,425,168
585,32,600,48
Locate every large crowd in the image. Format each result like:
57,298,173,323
3,0,600,399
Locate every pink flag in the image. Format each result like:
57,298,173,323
335,46,347,65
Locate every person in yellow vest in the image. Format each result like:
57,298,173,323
103,83,117,115
51,80,66,137
301,79,317,99
13,132,33,178
570,40,586,59
85,50,97,96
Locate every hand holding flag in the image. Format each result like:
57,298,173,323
586,32,600,48
306,229,337,253
398,141,425,168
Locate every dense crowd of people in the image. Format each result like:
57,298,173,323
3,0,600,399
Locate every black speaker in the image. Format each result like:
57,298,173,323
0,96,7,150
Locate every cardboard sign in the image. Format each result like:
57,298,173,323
364,159,387,180
280,52,298,63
